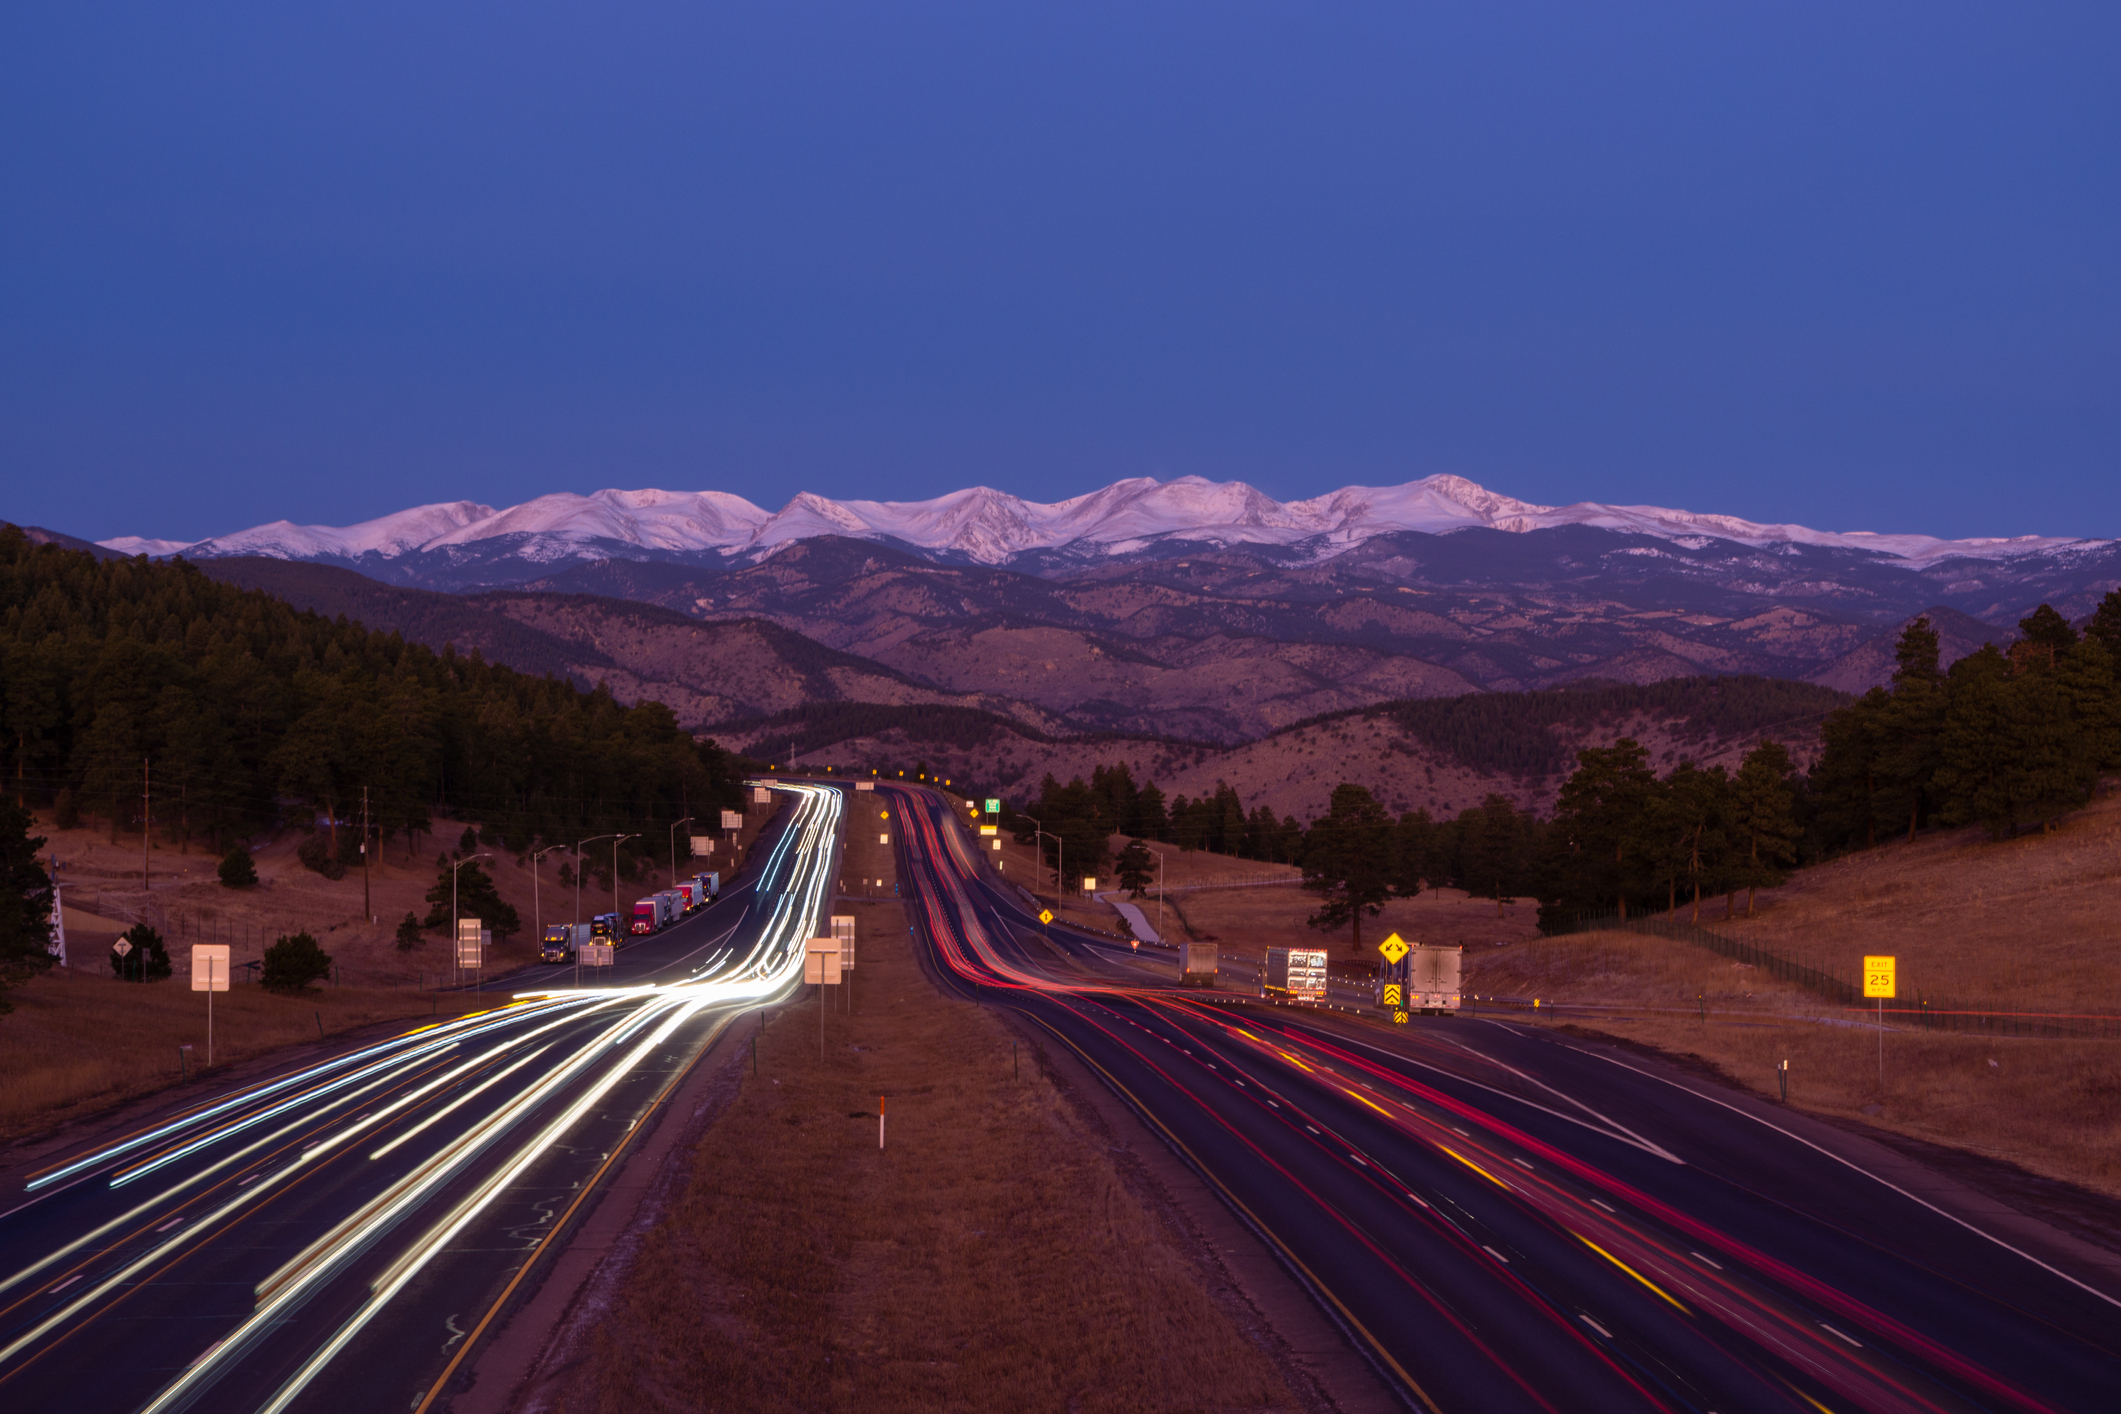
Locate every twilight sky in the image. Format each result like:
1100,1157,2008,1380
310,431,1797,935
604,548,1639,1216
4,2,2117,545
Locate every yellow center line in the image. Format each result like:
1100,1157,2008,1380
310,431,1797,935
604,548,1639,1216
1436,1144,1510,1190
1575,1233,1691,1314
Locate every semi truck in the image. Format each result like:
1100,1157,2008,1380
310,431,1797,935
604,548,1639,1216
1263,947,1328,1001
540,922,592,963
692,870,719,901
630,898,659,935
674,881,698,911
1376,943,1462,1014
590,911,621,939
1177,942,1219,986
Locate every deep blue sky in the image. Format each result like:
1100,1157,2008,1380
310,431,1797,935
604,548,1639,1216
4,2,2116,544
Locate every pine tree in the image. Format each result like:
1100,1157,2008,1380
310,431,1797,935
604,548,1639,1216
1115,839,1155,898
262,932,332,993
218,844,258,888
2085,589,2121,654
1731,741,1800,915
0,795,56,1011
1301,784,1395,953
1549,739,1659,920
1811,689,1891,851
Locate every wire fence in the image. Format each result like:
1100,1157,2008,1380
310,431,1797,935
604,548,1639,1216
1563,910,2121,1041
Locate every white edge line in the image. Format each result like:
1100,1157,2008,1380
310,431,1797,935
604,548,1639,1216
1566,1044,2121,1311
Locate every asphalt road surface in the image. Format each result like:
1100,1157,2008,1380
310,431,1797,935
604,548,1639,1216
0,781,843,1414
890,785,2121,1413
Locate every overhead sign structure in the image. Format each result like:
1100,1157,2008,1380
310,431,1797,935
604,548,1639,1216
1863,956,1897,999
1377,933,1411,965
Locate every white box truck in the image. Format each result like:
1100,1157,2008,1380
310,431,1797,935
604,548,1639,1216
1177,943,1219,986
1263,947,1328,1001
1377,944,1461,1014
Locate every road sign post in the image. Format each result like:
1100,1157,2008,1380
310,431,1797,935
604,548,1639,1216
1864,955,1896,1094
113,938,133,983
191,943,230,1068
805,939,842,1059
457,917,484,990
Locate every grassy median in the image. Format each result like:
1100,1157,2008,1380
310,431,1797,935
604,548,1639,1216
551,892,1299,1414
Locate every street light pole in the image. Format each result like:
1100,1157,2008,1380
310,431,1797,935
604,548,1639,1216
531,844,562,944
668,817,693,887
1020,813,1044,900
613,834,639,920
573,834,613,928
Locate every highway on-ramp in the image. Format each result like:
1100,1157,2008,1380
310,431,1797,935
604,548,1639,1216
0,781,844,1414
889,784,2121,1413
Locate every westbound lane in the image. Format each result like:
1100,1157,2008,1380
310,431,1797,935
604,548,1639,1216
888,784,2121,1413
0,781,847,1414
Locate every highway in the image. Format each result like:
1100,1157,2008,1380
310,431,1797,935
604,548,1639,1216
0,781,844,1414
890,785,2121,1413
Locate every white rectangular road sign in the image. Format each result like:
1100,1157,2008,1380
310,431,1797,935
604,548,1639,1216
855,780,875,791
190,944,231,992
579,942,615,967
689,834,713,855
804,939,842,985
752,786,772,804
456,917,484,968
831,915,855,968
721,810,743,830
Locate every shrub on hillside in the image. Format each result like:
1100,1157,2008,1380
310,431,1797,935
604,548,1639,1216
395,912,423,951
218,845,259,888
262,932,332,993
110,924,172,982
53,789,79,831
296,831,346,880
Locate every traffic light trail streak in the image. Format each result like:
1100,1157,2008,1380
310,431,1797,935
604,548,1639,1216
890,785,2115,1413
0,782,843,1414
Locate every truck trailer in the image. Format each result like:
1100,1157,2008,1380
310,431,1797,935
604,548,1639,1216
1177,942,1219,986
1376,944,1462,1014
1263,947,1328,1001
540,922,592,963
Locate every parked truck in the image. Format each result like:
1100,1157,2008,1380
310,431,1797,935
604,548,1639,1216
590,911,621,939
630,898,659,935
1376,943,1462,1014
693,870,719,901
654,889,683,925
541,922,592,964
674,880,698,911
1263,947,1328,1001
1177,942,1219,986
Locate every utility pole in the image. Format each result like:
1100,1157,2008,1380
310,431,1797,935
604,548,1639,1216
361,785,371,921
141,757,151,892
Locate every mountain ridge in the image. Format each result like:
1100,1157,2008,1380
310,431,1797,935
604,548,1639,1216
98,474,2106,579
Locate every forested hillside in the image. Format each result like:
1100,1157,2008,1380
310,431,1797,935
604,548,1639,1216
0,530,743,867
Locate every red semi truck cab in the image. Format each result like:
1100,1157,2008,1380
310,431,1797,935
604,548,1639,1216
630,900,658,935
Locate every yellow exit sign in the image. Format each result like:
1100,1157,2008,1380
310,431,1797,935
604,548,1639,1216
1863,956,1896,999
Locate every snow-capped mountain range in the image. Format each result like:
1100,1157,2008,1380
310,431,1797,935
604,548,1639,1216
99,474,2101,574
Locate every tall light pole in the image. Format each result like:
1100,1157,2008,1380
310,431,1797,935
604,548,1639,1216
574,835,614,926
531,844,562,944
451,852,493,990
612,834,639,920
1019,814,1044,898
668,817,693,887
1146,843,1169,942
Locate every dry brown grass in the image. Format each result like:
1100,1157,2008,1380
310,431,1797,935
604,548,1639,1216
551,826,1297,1414
0,968,459,1140
1161,881,1540,965
5,807,779,1143
1717,787,2121,1014
1467,932,2121,1198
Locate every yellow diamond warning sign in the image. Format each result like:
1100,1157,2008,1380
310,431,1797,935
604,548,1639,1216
1038,909,1054,925
1377,933,1410,964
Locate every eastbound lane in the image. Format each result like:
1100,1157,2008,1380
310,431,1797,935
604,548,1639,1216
890,785,2121,1412
0,781,846,1414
